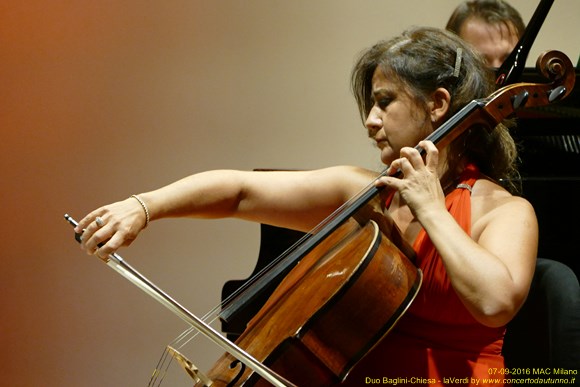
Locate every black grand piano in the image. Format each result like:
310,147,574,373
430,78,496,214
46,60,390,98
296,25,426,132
512,67,580,278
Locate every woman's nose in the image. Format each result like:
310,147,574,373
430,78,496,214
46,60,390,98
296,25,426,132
365,109,382,137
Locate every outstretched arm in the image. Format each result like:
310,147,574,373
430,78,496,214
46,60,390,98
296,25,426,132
75,166,376,259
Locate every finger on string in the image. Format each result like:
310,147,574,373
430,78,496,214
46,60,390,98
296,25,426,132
419,140,439,171
387,157,404,175
375,175,392,187
399,146,417,158
386,163,399,176
402,147,426,169
398,157,415,176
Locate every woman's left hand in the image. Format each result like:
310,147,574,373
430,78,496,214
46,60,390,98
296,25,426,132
375,140,447,218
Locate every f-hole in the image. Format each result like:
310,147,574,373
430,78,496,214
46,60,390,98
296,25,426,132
226,359,246,387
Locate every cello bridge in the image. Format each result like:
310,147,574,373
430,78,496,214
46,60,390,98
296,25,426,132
167,346,213,386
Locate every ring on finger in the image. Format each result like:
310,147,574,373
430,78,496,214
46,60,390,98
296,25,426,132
95,216,105,227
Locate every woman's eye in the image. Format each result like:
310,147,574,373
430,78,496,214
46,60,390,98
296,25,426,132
378,98,391,109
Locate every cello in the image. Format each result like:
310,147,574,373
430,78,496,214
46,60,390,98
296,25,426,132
66,49,575,386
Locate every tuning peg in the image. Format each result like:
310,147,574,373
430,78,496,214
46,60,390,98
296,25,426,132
511,90,529,110
548,86,567,102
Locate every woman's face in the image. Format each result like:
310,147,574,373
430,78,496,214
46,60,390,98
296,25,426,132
365,68,433,165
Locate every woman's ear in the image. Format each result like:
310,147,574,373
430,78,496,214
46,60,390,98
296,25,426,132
428,87,451,124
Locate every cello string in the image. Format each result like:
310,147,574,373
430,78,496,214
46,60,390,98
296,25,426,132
150,326,205,386
150,325,214,385
149,326,203,386
171,326,199,350
148,346,173,386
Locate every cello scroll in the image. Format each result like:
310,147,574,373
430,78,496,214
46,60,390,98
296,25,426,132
482,50,575,125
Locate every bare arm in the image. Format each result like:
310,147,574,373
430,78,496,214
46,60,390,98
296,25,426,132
377,141,537,327
417,193,537,327
75,166,376,258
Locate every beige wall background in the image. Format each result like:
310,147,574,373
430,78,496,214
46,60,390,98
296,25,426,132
1,1,578,386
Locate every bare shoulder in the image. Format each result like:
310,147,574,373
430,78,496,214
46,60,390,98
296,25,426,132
470,178,538,241
471,178,535,211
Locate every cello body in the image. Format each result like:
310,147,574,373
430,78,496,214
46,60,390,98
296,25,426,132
204,218,422,386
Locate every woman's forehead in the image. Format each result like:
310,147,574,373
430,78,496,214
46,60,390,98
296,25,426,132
371,67,401,92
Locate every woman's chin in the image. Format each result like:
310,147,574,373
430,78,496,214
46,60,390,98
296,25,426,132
379,150,395,166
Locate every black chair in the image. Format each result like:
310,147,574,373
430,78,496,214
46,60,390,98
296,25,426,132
503,258,580,383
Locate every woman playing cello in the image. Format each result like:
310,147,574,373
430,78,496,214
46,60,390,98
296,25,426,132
75,27,538,386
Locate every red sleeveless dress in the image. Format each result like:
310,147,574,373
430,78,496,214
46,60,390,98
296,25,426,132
344,164,506,386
